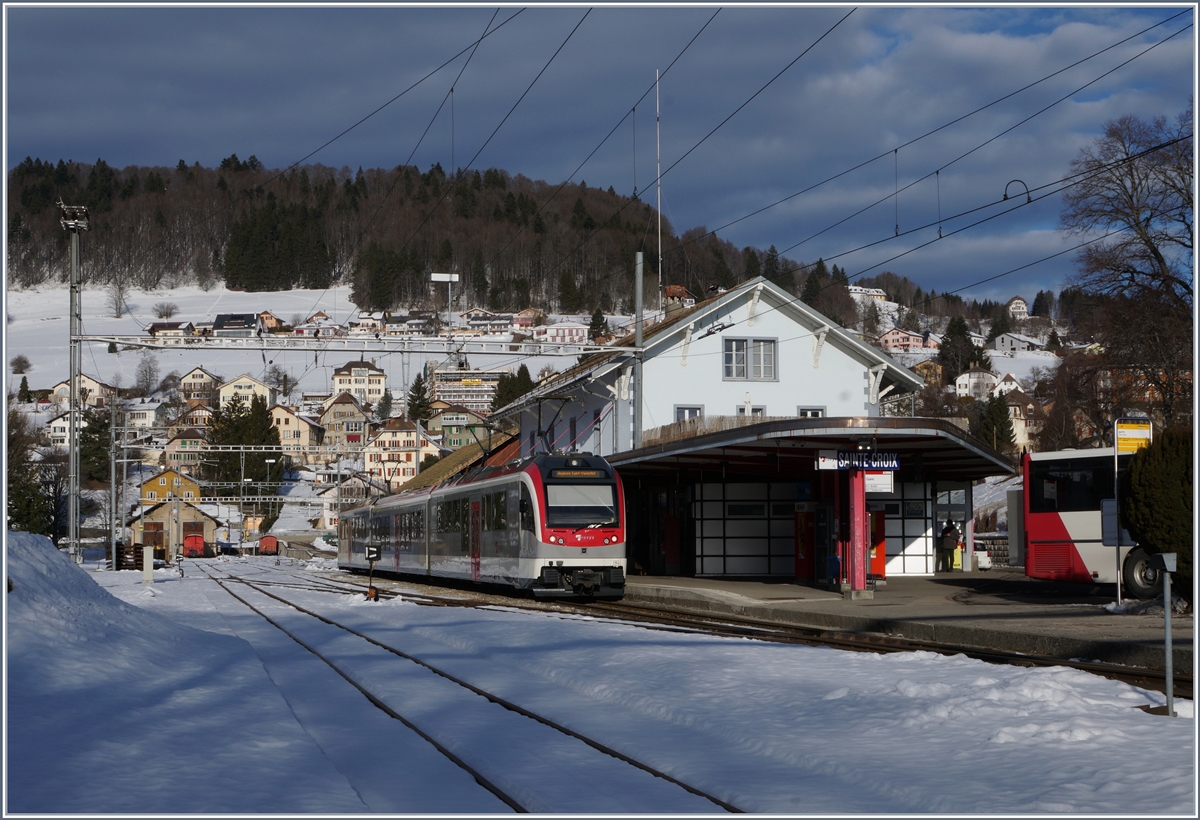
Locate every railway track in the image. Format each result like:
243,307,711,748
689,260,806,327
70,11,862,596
195,562,742,814
287,565,1192,701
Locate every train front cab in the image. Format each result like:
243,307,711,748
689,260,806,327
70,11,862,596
525,454,627,600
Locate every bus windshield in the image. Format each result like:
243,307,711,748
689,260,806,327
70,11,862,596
544,484,618,528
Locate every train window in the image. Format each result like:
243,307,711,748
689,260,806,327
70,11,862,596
544,484,618,528
519,485,535,533
483,491,506,531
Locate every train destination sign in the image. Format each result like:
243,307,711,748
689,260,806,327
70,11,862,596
836,451,900,470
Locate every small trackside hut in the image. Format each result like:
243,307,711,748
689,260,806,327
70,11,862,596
337,453,627,599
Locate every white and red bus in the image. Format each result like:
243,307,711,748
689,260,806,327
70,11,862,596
1015,448,1161,598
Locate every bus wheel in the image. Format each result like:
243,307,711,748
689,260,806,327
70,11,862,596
1122,548,1163,600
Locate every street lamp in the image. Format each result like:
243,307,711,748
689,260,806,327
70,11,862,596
241,477,252,549
264,459,276,519
430,272,459,340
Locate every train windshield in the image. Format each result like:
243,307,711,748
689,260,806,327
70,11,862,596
544,484,619,528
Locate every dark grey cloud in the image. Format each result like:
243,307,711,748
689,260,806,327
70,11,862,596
5,4,1193,302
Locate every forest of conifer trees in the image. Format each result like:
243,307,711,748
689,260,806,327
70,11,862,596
8,154,1025,325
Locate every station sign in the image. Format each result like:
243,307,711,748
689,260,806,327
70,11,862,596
817,450,900,471
1115,418,1152,453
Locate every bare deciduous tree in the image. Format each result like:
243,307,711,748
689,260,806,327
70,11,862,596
10,354,31,374
134,352,160,396
153,301,180,319
1059,102,1193,310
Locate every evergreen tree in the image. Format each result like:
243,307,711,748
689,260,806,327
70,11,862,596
763,245,791,290
490,364,535,412
743,248,761,282
897,306,923,333
801,259,828,307
588,307,608,340
558,269,583,312
1046,328,1062,352
860,300,882,339
6,405,51,536
939,316,981,381
1120,426,1193,590
78,407,112,483
18,376,30,403
973,394,1016,453
986,308,1012,342
376,390,393,421
1031,289,1055,318
406,373,433,422
203,395,282,494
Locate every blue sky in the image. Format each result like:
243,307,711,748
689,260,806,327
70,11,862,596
4,4,1195,303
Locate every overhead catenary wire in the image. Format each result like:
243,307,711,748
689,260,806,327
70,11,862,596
541,8,856,282
654,10,1192,268
482,9,721,274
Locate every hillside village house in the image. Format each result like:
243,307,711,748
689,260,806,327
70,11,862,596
363,418,440,491
46,411,87,447
992,373,1023,396
271,404,324,465
955,367,999,400
258,311,286,332
125,399,168,431
320,392,372,450
180,367,222,402
848,285,889,301
211,313,263,337
877,328,939,351
427,360,508,413
293,316,347,337
146,321,195,342
1000,388,1041,452
217,374,278,409
331,360,387,405
163,429,208,474
1005,296,1029,320
139,468,203,504
426,405,490,450
492,276,1012,586
989,332,1042,353
168,401,215,436
512,307,546,329
51,373,116,409
532,321,590,345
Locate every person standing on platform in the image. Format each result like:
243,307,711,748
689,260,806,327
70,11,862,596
938,521,960,572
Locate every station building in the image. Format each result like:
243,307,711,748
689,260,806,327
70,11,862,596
492,277,1014,590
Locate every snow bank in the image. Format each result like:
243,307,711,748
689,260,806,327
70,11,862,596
5,532,366,813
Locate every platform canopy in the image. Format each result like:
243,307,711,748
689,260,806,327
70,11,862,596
609,416,1016,483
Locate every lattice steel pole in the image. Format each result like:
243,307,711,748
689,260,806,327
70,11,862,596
58,202,90,563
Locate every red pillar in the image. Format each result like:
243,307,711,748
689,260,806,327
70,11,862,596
848,468,868,591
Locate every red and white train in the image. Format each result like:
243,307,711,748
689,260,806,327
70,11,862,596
338,452,627,599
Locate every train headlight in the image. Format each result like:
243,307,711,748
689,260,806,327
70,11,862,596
557,537,565,545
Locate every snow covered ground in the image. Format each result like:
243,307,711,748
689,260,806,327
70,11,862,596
7,532,1195,814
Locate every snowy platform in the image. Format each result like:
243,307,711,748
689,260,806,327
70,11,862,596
623,569,1192,670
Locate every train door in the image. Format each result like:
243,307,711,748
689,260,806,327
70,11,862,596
869,510,887,578
470,499,482,582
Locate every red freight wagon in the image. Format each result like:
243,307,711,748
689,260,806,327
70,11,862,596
182,534,207,558
259,535,278,555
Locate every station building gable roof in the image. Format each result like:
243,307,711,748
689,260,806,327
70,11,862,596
492,277,922,420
